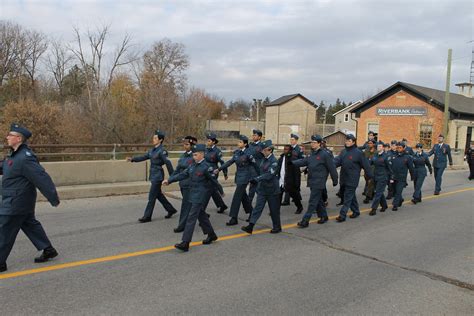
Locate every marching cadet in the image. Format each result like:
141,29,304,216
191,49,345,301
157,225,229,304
292,135,338,227
362,139,376,204
389,142,415,211
0,124,60,273
359,131,376,150
128,129,177,222
241,140,282,234
386,140,398,200
369,141,392,216
428,134,453,195
411,143,433,204
247,129,264,204
402,138,415,156
281,133,304,206
466,141,474,180
277,145,304,214
172,136,197,233
334,134,373,222
205,132,229,213
163,144,222,252
215,135,258,226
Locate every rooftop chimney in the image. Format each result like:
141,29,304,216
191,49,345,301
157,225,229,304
455,82,474,98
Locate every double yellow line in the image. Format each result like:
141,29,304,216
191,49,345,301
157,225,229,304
1,187,472,280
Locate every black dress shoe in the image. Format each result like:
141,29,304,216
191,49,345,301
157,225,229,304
349,213,359,219
392,206,398,211
380,206,387,212
281,202,290,206
270,228,282,234
0,263,6,273
363,198,370,204
295,207,303,214
369,209,377,216
317,216,329,224
226,217,238,226
336,201,344,206
386,195,393,200
173,227,184,233
138,217,152,223
434,191,440,195
202,232,218,245
241,225,253,234
245,215,251,222
297,220,309,228
411,199,417,204
335,216,346,222
165,209,177,219
174,241,189,252
34,247,58,263
217,205,228,213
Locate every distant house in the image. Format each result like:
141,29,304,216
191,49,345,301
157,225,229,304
265,93,317,144
332,100,362,136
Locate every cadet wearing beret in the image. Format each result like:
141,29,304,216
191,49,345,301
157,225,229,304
128,129,178,222
205,132,229,213
163,144,222,252
428,134,453,195
368,141,392,215
411,143,432,204
247,129,264,204
215,135,258,226
389,142,415,211
1,124,60,273
385,140,398,200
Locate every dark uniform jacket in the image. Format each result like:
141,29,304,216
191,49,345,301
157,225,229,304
205,146,228,176
248,142,264,177
405,146,415,156
334,144,373,188
0,144,59,215
293,148,338,189
168,160,223,204
253,154,280,196
172,151,194,189
389,152,415,183
412,152,432,178
466,147,474,165
370,152,392,182
219,148,258,185
132,144,174,183
428,143,453,169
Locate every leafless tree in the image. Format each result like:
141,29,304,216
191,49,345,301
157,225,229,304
45,39,74,98
0,21,22,86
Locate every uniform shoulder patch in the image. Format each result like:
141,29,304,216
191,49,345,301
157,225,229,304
162,150,168,156
25,151,32,157
208,167,214,172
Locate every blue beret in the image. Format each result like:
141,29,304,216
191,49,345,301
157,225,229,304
192,144,207,153
290,133,299,140
239,135,249,142
415,143,423,148
396,141,405,147
261,139,273,149
311,134,323,142
154,130,166,138
345,134,356,141
206,132,218,143
10,123,32,139
252,129,263,136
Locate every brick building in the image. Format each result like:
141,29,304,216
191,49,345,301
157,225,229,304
350,81,474,151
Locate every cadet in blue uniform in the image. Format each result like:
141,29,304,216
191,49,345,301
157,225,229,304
334,134,373,222
402,138,415,156
388,142,415,211
172,136,197,233
466,141,474,180
292,135,338,227
278,145,304,214
281,133,304,209
0,124,60,273
205,133,228,213
411,143,433,204
242,140,282,234
248,129,264,204
428,134,453,195
369,141,392,216
386,140,398,200
359,131,376,150
163,144,222,252
215,135,258,226
128,130,177,222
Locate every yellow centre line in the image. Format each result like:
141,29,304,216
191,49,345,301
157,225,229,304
1,187,473,280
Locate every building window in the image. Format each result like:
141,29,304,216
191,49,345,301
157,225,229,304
344,113,350,122
419,124,433,148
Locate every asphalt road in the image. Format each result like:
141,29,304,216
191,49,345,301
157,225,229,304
0,170,473,315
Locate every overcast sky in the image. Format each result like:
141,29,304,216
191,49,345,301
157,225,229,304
1,0,473,104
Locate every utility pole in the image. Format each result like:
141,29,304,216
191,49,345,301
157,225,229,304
253,98,262,122
443,49,452,137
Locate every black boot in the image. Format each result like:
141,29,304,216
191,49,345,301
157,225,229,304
217,205,228,214
317,216,329,224
241,223,254,234
411,198,417,204
173,227,184,233
349,213,359,219
202,232,218,245
336,216,346,222
270,227,282,234
369,208,377,216
336,200,344,206
297,219,309,228
392,206,398,211
34,247,58,263
0,262,6,273
174,241,189,252
380,206,387,212
226,217,238,226
138,216,151,223
165,209,177,219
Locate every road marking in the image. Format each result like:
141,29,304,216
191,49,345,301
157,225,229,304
1,187,473,280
